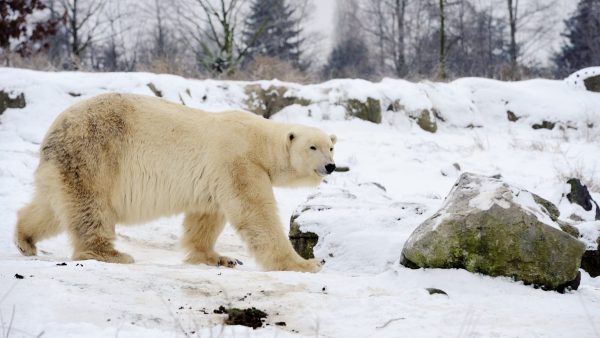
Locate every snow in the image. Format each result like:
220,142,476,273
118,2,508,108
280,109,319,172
1,68,600,337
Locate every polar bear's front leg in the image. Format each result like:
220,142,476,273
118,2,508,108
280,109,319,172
220,165,321,273
182,211,241,267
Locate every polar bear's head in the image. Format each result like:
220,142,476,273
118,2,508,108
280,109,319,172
286,126,337,186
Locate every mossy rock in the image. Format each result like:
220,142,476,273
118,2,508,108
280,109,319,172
415,109,437,133
0,90,26,115
343,98,381,123
245,84,311,119
584,75,600,92
507,110,519,122
532,193,560,221
557,220,580,238
289,212,318,259
401,173,585,292
386,100,404,112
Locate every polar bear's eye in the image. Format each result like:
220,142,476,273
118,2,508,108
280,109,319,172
310,146,317,150
330,148,333,151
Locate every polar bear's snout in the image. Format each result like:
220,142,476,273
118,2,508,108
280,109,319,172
325,163,336,174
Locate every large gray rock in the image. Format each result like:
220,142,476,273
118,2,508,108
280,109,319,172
401,173,585,291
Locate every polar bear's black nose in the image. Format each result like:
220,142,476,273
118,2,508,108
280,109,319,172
325,163,336,174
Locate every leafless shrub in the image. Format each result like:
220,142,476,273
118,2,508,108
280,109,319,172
232,56,316,83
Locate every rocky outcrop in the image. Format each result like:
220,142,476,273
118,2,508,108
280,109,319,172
401,173,585,292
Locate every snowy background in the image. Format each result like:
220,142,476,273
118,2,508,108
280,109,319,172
1,67,600,337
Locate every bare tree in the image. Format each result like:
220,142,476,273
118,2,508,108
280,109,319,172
179,0,259,75
504,0,559,79
134,0,186,74
59,0,107,68
92,0,136,71
362,0,409,77
438,0,447,79
507,0,518,78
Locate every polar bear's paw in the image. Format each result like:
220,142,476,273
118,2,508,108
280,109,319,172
186,252,241,268
73,249,135,264
294,258,322,273
217,256,243,268
275,258,321,273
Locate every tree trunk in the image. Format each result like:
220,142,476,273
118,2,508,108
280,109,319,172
394,0,406,77
438,0,446,79
507,0,518,79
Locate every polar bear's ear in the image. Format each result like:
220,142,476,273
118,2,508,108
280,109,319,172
330,134,337,145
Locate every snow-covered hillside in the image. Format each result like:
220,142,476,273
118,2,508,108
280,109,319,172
1,68,599,337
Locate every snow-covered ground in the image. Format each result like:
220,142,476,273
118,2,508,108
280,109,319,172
1,68,600,337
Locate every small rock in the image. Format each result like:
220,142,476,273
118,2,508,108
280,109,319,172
532,121,555,130
223,307,267,329
0,90,26,115
415,109,437,133
426,288,448,296
584,75,600,92
14,273,24,279
146,83,162,97
213,306,227,314
566,178,600,220
507,110,519,122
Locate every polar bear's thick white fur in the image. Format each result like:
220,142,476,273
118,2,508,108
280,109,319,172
14,93,336,272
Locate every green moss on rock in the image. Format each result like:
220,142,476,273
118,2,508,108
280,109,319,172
401,173,586,292
532,193,560,221
343,98,381,123
416,109,437,133
289,213,318,259
245,85,311,119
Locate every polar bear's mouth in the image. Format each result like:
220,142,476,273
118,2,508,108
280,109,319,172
314,169,328,177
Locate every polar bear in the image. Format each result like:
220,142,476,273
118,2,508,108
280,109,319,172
14,93,336,272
